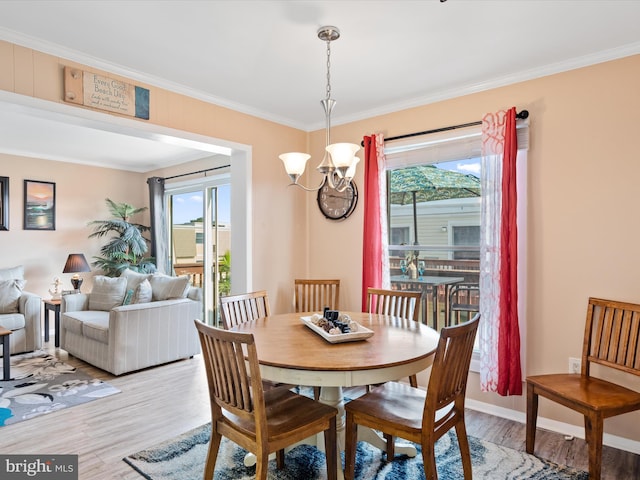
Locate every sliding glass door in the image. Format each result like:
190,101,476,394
167,179,231,325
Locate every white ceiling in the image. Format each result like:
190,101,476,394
1,0,640,172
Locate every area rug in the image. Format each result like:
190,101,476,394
0,350,120,426
123,422,589,480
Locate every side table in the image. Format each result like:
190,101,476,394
43,298,61,347
0,326,11,381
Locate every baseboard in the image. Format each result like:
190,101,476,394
465,398,640,455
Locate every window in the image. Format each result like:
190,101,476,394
383,120,528,372
451,224,480,260
387,158,481,329
166,177,231,325
390,226,410,257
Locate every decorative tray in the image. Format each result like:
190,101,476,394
300,316,374,344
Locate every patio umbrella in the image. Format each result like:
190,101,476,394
389,165,481,244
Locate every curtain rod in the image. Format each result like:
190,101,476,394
360,109,529,147
162,164,231,181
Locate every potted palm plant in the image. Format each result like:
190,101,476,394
88,199,156,277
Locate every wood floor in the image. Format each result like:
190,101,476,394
2,346,639,479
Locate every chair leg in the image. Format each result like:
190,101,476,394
344,412,357,480
255,451,270,480
421,439,438,480
384,433,395,460
585,412,604,480
525,382,538,454
276,449,285,469
409,374,418,388
203,429,222,480
455,420,472,480
314,386,321,400
324,417,338,480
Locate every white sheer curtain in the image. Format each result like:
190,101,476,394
479,125,503,392
376,134,391,290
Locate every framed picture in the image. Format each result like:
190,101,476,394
0,176,8,231
24,180,56,230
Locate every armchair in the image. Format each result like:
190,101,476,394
0,265,42,356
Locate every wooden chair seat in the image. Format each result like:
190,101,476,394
526,297,640,480
348,381,427,432
345,314,480,480
220,387,336,448
527,374,640,413
195,321,338,480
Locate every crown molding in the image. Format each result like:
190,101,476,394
2,27,640,132
325,41,640,130
0,27,302,130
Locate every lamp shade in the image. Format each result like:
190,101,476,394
326,143,360,168
279,152,311,176
344,155,360,179
63,253,91,274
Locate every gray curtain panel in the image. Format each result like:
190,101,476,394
147,177,171,274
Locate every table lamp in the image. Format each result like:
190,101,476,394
63,253,91,291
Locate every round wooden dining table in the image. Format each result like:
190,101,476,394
232,311,440,478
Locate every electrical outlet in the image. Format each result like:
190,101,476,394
568,357,581,374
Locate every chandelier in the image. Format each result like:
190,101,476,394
279,26,360,192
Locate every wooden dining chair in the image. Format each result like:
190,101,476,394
526,297,640,480
220,290,271,329
294,279,340,400
194,320,338,480
367,287,422,387
220,290,294,393
344,314,480,480
294,279,340,313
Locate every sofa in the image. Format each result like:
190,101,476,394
60,270,202,375
0,265,42,356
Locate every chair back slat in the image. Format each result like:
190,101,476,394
630,312,640,370
425,314,480,421
585,298,640,377
220,290,271,329
195,320,265,421
367,288,421,322
294,279,340,313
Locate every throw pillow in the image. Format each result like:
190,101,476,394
122,289,134,306
120,269,152,292
0,279,26,314
149,273,190,301
132,278,153,304
89,276,127,311
0,265,25,281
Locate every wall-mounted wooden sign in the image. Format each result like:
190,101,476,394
64,67,149,120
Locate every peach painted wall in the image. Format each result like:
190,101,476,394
306,54,640,445
0,40,309,314
0,155,145,295
1,38,640,446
